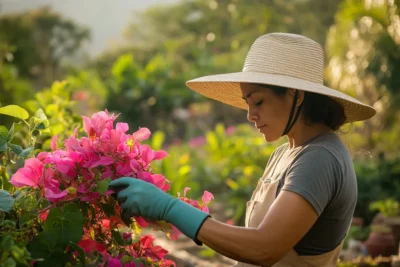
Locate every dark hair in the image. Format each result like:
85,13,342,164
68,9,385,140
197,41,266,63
259,84,346,131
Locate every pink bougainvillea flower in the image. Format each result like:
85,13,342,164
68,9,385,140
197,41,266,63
44,188,68,203
43,168,68,202
201,190,214,213
151,174,171,192
101,219,110,230
140,145,168,164
10,158,44,188
36,151,50,163
64,135,83,152
116,122,129,134
131,127,151,141
135,216,149,228
202,191,214,205
136,171,154,184
169,225,182,241
82,110,118,138
50,155,77,178
90,156,114,168
51,135,58,151
38,209,50,221
160,260,177,267
177,187,213,213
9,109,214,267
105,256,122,267
78,239,107,254
139,235,169,261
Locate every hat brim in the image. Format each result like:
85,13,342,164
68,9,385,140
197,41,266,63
186,71,376,123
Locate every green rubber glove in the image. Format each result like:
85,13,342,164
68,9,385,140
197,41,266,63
108,177,210,245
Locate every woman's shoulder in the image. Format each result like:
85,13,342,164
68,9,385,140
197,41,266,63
303,132,352,165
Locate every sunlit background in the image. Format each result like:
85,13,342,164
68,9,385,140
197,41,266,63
1,0,400,265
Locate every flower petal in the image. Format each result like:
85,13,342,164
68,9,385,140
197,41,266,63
132,128,151,141
154,150,168,160
10,158,44,188
51,135,58,151
202,190,214,205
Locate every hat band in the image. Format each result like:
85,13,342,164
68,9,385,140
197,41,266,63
282,90,303,136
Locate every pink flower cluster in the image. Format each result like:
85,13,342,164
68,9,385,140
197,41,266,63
11,110,170,203
9,110,214,266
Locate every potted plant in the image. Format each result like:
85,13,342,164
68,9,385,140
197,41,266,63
370,198,400,247
364,224,397,258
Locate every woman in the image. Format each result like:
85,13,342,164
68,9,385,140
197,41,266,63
109,33,376,266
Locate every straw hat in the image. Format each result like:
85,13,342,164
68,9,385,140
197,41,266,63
186,33,376,123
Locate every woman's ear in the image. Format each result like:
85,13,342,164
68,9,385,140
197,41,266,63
296,90,305,107
288,89,304,107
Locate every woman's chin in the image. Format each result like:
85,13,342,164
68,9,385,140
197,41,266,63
262,133,280,143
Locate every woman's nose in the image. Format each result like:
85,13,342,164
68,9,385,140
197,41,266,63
247,107,259,122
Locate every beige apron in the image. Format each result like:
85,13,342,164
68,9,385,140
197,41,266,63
232,149,344,267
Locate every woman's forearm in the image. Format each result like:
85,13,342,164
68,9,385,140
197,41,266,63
196,218,276,266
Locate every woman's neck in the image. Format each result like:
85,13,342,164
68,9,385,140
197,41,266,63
286,121,332,149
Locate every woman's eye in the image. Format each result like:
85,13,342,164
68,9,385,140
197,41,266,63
255,100,263,106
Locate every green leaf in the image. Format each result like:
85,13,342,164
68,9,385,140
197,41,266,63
3,257,16,267
10,245,26,260
0,190,15,212
27,231,57,259
34,108,47,122
28,231,65,267
0,126,8,144
19,147,33,158
1,235,14,249
111,230,126,246
9,144,23,155
0,105,29,120
1,220,16,228
33,109,49,129
96,178,112,194
19,211,33,226
44,203,84,245
120,255,134,264
7,124,14,142
0,142,8,152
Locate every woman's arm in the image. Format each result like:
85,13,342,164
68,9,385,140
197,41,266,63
197,190,318,266
109,178,319,266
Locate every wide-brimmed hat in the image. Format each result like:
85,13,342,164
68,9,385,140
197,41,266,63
186,33,376,123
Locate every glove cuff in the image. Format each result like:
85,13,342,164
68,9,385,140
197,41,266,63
165,199,210,245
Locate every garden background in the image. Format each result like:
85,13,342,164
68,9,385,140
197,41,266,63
1,0,400,266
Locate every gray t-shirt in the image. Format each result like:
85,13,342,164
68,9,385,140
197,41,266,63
270,132,357,255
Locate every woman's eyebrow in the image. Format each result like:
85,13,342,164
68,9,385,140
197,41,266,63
241,92,253,100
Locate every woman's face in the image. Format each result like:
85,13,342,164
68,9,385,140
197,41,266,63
240,83,295,142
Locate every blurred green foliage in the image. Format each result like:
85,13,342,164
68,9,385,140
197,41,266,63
0,7,89,85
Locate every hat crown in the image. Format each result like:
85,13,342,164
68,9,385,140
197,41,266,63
243,33,325,84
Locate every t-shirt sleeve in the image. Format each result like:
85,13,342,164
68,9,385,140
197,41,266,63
281,146,340,216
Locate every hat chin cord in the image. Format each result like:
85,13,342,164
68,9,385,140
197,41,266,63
282,90,303,136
